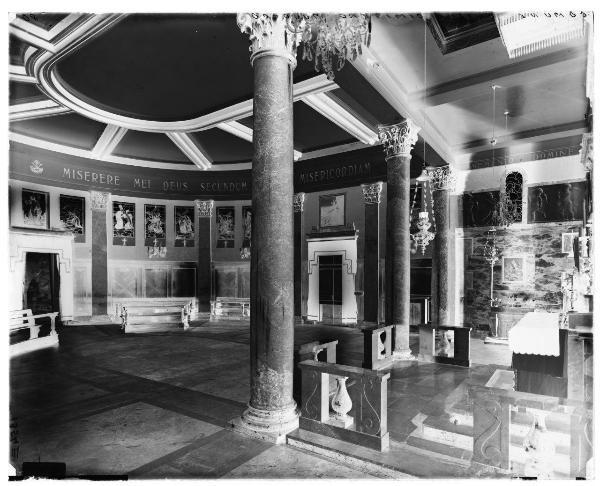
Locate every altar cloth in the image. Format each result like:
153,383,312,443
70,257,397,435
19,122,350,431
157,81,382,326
508,311,560,356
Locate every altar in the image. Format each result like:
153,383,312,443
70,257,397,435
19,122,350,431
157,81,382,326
508,312,568,398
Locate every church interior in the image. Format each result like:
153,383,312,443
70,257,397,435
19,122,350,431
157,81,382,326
8,11,595,480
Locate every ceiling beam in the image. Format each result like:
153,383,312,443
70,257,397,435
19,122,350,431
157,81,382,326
456,120,588,152
9,65,37,83
9,99,71,121
350,45,456,166
413,46,587,107
91,125,128,158
167,133,212,170
216,120,303,161
301,92,379,145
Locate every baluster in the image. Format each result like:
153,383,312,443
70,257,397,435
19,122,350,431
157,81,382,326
330,376,353,428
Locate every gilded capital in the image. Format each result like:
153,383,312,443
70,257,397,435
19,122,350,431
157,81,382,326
378,119,421,159
293,192,305,213
361,181,383,204
195,199,214,218
428,166,456,191
237,13,301,67
90,191,110,210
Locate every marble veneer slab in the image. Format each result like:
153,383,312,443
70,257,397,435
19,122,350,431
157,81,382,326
13,401,221,477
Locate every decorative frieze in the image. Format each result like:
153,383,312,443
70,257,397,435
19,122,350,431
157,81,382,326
195,199,214,218
428,165,456,191
237,13,302,66
378,119,421,159
361,181,383,204
293,192,305,213
90,191,110,210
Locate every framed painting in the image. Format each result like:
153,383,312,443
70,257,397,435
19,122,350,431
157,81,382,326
319,194,345,228
465,271,474,290
59,194,85,242
502,256,525,284
22,189,49,228
216,206,235,248
175,206,195,247
528,181,585,223
242,206,252,248
561,232,578,257
113,201,135,246
144,204,166,246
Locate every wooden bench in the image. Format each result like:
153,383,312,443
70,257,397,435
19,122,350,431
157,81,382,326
10,309,59,357
114,298,196,333
210,297,250,320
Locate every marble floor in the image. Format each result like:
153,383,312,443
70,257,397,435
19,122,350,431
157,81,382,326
9,320,512,479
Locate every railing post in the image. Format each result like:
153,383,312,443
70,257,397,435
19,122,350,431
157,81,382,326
362,325,393,369
300,366,329,423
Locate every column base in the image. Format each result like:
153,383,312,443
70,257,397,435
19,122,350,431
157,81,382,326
230,403,299,444
392,350,416,361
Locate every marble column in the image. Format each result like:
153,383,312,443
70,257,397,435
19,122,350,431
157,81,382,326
90,191,110,319
195,200,214,316
361,182,383,325
429,166,456,328
293,193,305,325
233,14,300,442
378,120,420,359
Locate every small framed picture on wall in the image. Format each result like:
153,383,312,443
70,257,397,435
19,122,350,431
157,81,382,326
175,206,195,247
561,232,578,257
22,189,49,229
319,194,345,228
502,256,525,284
113,201,135,246
465,271,474,290
59,195,85,242
216,206,235,248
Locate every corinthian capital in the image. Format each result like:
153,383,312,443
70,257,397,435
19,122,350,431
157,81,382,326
195,199,214,218
293,192,305,213
90,191,110,210
237,13,301,66
428,166,456,191
378,119,421,159
361,181,383,204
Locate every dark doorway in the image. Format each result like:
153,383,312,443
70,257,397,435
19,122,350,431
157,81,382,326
23,252,60,316
318,254,342,323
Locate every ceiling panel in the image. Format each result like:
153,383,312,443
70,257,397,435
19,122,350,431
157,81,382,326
293,102,357,152
9,34,33,66
189,128,253,164
10,113,106,151
16,13,69,31
9,81,47,105
113,130,192,163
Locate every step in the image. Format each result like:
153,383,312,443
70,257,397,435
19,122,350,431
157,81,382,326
124,321,185,333
421,415,473,450
406,433,473,462
126,314,182,324
287,428,479,478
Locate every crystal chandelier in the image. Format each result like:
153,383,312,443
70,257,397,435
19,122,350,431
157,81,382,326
284,14,371,80
410,168,436,255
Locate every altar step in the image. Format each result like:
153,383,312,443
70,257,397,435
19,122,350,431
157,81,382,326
406,408,573,478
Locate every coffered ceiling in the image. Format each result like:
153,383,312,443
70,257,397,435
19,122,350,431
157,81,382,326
8,12,591,173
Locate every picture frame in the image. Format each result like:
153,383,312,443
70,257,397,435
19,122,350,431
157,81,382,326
112,201,135,246
144,204,166,246
22,189,49,229
59,194,85,242
319,193,346,228
175,206,195,247
461,237,473,257
242,206,252,248
216,206,235,248
502,256,526,284
561,232,578,257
